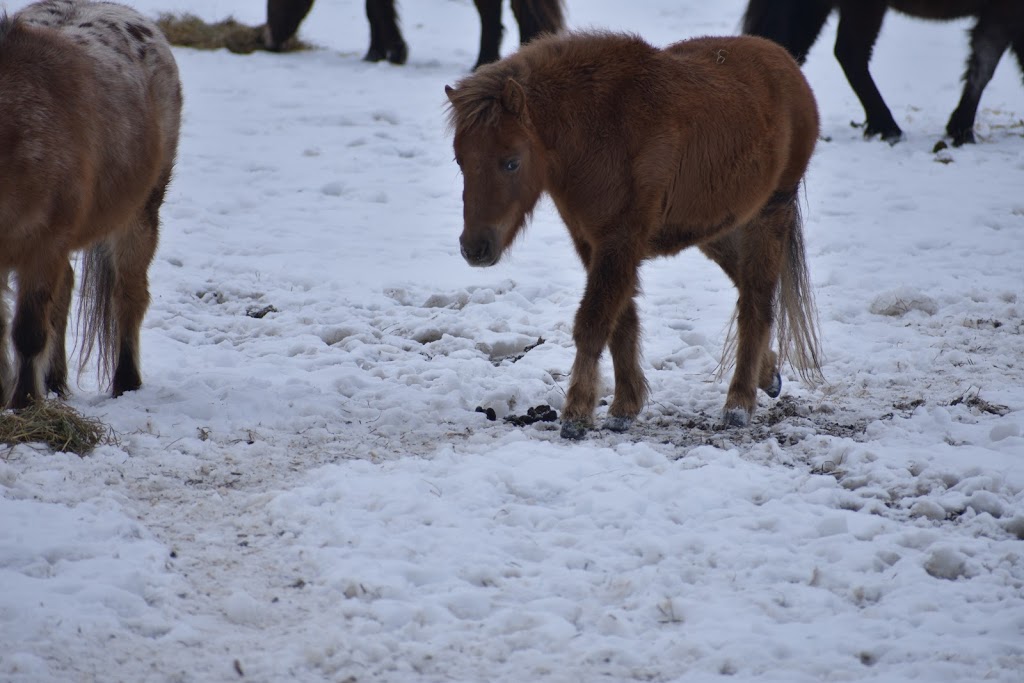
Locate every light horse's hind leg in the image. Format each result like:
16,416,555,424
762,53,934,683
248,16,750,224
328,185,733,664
9,257,67,409
701,191,797,426
45,262,74,399
109,176,168,397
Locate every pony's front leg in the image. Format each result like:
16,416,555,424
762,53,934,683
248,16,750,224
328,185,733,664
604,298,648,433
561,249,640,440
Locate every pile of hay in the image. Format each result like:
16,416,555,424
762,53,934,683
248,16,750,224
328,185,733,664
156,13,313,54
0,400,112,456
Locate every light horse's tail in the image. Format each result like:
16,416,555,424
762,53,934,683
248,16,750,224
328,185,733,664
76,244,120,388
776,189,824,385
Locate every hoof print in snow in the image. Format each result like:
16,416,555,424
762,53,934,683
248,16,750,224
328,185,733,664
474,406,497,421
504,404,558,427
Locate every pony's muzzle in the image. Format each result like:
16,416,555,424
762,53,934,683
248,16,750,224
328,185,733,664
460,228,500,267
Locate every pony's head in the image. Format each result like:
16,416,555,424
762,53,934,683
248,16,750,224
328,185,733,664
446,76,546,267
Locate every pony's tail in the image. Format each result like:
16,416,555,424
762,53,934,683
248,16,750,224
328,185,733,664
776,195,824,386
76,243,118,388
741,0,834,65
511,0,566,42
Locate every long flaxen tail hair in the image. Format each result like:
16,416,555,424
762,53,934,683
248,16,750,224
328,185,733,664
720,189,824,387
75,244,121,388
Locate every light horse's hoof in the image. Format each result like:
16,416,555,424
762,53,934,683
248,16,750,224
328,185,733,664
560,420,589,440
721,407,752,428
763,370,782,399
602,415,634,433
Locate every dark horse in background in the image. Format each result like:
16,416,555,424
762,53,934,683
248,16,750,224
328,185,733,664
743,0,1024,144
265,0,566,70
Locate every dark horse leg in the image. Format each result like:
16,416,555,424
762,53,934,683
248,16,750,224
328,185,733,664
741,0,835,65
700,193,798,426
474,0,504,70
365,0,408,65
946,4,1019,146
265,0,314,51
834,0,904,142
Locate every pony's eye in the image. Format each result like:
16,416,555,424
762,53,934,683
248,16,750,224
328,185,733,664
503,158,521,173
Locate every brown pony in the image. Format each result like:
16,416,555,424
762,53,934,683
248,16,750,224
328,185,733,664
446,31,824,439
0,0,182,409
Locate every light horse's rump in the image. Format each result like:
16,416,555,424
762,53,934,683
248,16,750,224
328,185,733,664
0,0,182,409
446,32,823,439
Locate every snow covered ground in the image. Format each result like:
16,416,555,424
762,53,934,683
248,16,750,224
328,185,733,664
2,0,1023,681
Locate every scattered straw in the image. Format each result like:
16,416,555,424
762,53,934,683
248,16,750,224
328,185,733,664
0,400,112,456
155,13,314,54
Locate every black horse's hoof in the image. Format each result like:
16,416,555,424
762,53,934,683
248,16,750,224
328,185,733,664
721,407,751,428
602,415,634,433
949,129,976,147
560,420,589,440
762,371,782,399
863,121,903,145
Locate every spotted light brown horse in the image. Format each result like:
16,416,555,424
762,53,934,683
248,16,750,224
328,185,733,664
446,31,824,439
0,0,182,409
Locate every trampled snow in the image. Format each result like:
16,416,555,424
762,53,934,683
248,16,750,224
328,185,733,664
2,0,1023,681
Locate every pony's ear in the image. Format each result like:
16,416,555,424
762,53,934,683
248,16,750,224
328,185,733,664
444,85,456,102
500,79,529,122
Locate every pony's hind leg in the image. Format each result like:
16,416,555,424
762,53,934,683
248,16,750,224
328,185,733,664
603,297,649,432
947,9,1016,145
44,262,74,398
701,198,795,426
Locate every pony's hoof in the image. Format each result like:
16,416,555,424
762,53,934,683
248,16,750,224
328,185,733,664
721,407,751,428
602,415,634,433
560,420,589,440
762,371,782,399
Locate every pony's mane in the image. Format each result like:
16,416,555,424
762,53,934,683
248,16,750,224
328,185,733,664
445,57,526,133
445,31,653,133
